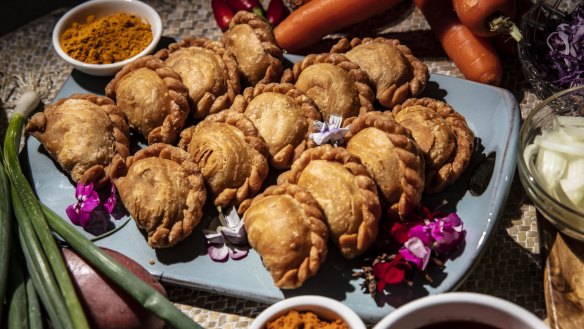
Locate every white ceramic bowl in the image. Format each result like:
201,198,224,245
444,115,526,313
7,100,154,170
52,0,162,77
373,292,549,329
250,296,366,329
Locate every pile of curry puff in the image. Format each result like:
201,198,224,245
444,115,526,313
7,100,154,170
28,11,473,290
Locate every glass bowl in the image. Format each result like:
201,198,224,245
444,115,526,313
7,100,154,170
52,0,162,77
517,85,584,240
518,0,581,100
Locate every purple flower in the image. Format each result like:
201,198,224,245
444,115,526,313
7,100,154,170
66,182,100,227
399,237,431,271
103,182,117,214
203,206,249,262
408,223,432,245
428,213,465,253
310,115,349,146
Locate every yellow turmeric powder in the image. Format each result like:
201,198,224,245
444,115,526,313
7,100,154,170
266,310,349,329
60,13,153,64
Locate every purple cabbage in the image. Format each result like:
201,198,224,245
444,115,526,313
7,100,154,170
545,5,584,88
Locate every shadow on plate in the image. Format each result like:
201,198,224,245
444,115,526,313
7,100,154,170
154,201,217,265
70,36,176,94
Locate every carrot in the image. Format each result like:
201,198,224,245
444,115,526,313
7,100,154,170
274,0,403,53
414,0,503,86
452,0,521,41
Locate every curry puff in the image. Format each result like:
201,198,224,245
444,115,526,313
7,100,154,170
105,56,190,145
278,145,380,259
222,11,284,87
156,37,240,119
345,111,425,220
392,97,474,193
242,183,328,289
331,37,429,108
178,110,269,212
25,93,129,188
230,82,321,169
281,53,374,126
110,143,207,248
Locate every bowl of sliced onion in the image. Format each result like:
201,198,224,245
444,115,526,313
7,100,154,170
518,85,584,240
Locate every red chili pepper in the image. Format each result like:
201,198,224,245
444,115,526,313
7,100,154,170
226,0,260,12
227,0,267,22
212,0,235,31
266,0,289,26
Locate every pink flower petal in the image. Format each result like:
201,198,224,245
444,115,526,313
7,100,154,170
77,211,92,228
81,190,100,213
66,204,80,225
228,244,248,260
208,244,229,262
102,182,117,213
400,237,431,271
75,182,88,199
408,224,431,245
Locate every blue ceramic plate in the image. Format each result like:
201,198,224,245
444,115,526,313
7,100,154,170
25,55,520,323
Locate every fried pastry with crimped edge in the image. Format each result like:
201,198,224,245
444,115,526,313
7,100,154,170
392,97,474,193
330,37,429,109
278,145,381,259
105,55,190,145
281,53,374,126
155,37,240,119
345,111,425,220
230,82,321,169
241,183,328,289
178,110,269,212
222,11,284,87
110,143,206,248
25,93,129,189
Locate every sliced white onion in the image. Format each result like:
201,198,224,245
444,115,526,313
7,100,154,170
524,116,584,212
537,137,584,156
536,148,567,187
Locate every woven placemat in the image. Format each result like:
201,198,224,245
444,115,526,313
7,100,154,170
0,0,547,327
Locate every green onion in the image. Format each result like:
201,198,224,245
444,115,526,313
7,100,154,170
7,245,28,329
0,156,11,321
13,188,70,329
3,88,90,329
25,275,43,329
42,205,205,329
90,217,131,242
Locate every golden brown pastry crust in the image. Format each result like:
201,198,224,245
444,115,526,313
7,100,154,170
281,53,374,125
278,145,380,259
230,82,321,169
178,110,269,211
331,37,429,108
105,55,190,145
110,143,206,248
25,93,129,188
392,97,474,193
222,11,284,87
242,183,328,289
345,111,425,220
155,37,240,119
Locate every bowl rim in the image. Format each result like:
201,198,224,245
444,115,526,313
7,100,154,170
249,295,366,329
51,0,162,71
517,84,584,222
372,292,548,329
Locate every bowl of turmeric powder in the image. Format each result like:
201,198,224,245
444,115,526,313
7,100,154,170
250,296,366,329
52,0,162,76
